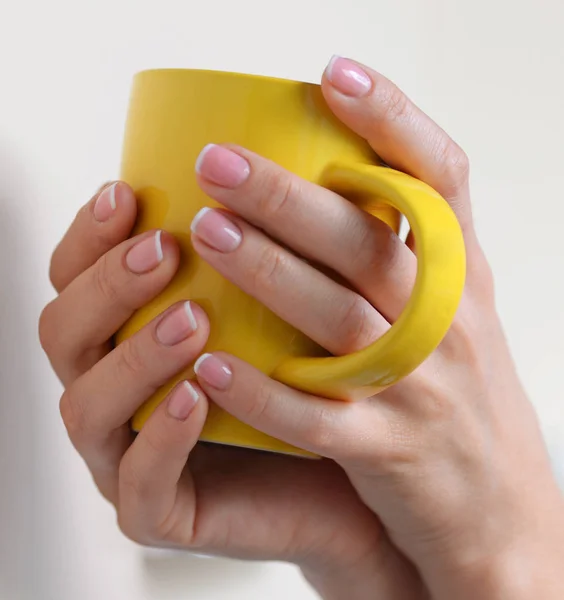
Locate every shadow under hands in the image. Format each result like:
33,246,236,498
141,549,265,599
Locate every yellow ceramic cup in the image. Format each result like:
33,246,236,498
117,69,466,457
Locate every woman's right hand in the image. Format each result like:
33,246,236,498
38,182,427,600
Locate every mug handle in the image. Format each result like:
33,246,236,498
271,162,466,401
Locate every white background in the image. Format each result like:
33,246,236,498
1,0,563,598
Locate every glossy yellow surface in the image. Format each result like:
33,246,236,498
118,69,466,457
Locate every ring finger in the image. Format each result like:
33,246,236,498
42,229,180,383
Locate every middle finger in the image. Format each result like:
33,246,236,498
195,144,416,323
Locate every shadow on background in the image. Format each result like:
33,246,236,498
142,550,265,599
0,144,62,600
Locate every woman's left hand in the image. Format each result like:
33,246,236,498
191,57,564,600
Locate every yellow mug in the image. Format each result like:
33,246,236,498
117,69,466,457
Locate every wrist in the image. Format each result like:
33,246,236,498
425,494,564,600
301,544,427,600
435,543,564,600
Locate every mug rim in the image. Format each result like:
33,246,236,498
135,68,317,87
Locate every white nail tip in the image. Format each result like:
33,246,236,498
155,230,163,262
195,143,216,174
194,353,212,375
108,182,117,210
190,207,212,233
184,301,198,331
325,54,341,80
183,381,200,403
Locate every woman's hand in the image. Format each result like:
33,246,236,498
189,57,564,599
39,181,427,600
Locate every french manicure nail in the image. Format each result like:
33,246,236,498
190,208,242,253
125,231,163,274
94,183,118,222
326,56,372,97
195,144,250,188
167,381,199,420
194,353,232,390
156,301,198,346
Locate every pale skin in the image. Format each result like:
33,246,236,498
39,57,564,599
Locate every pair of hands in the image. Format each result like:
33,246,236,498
40,57,564,599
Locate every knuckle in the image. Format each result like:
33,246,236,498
409,370,456,422
440,304,485,373
92,253,121,305
433,138,470,196
241,379,277,423
38,301,57,355
141,428,168,458
156,517,193,548
379,84,411,123
115,338,147,379
467,251,496,305
117,459,159,546
301,407,338,453
48,251,64,292
117,506,184,548
119,456,150,507
257,170,297,219
336,405,421,471
243,383,340,457
59,388,87,441
331,407,410,469
250,244,290,293
355,220,402,277
117,509,150,547
336,296,380,354
91,221,121,252
377,425,420,469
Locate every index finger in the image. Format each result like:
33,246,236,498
322,57,472,233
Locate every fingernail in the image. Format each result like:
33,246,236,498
195,144,250,188
194,353,232,390
167,381,199,421
325,56,372,97
190,208,242,253
126,231,163,274
94,183,118,222
156,301,198,346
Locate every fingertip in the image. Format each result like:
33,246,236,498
139,229,182,278
50,182,140,293
194,351,234,392
320,70,359,126
113,181,137,212
166,380,208,422
185,301,210,333
179,300,212,353
156,229,180,262
91,180,137,226
321,56,373,101
141,379,209,445
189,380,210,418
